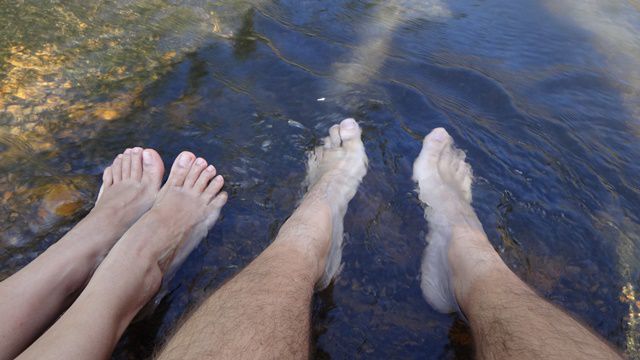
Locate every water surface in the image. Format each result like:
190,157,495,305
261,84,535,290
1,0,640,358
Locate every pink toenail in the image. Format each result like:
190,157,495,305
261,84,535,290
124,148,131,154
117,154,123,159
178,153,192,167
133,147,142,153
206,165,214,172
143,150,153,165
195,158,205,166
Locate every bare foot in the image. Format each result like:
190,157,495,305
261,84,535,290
303,118,368,289
413,128,501,314
0,148,163,360
69,147,164,267
100,151,228,305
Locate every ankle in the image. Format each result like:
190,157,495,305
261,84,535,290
92,244,164,312
448,227,507,311
454,253,512,314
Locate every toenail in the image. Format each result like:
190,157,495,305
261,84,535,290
117,154,123,159
195,158,205,166
124,148,132,154
432,129,446,142
342,118,357,129
143,150,153,165
132,147,142,154
206,165,215,172
178,153,193,167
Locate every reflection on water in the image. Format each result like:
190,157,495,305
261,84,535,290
1,0,640,358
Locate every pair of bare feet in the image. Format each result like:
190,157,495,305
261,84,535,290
88,118,485,315
3,117,485,359
4,118,623,360
87,147,228,308
86,119,488,319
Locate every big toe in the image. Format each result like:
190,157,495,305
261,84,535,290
167,151,196,186
338,118,363,150
141,149,165,190
413,127,452,181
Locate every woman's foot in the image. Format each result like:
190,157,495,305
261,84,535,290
413,128,502,314
84,147,164,255
96,151,228,307
15,152,228,359
0,148,164,360
293,118,368,289
57,147,165,279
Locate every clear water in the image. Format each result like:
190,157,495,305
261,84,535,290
1,0,640,358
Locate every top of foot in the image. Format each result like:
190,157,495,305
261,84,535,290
150,151,229,275
84,147,164,259
103,151,228,307
413,128,491,315
304,118,368,289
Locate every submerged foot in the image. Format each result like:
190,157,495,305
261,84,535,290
76,147,164,263
103,151,228,304
413,128,500,314
302,118,368,289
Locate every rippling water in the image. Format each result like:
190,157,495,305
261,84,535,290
1,0,640,358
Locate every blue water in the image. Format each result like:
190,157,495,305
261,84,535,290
1,0,640,358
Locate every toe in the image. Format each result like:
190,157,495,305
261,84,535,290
203,175,224,202
141,148,165,190
454,156,469,181
97,166,113,201
122,148,132,179
209,191,228,209
424,128,452,151
423,128,452,161
167,151,196,186
323,136,333,149
112,154,123,183
338,118,363,150
130,147,143,181
102,166,114,188
329,124,341,147
185,158,208,188
194,165,217,192
413,128,451,181
460,164,473,201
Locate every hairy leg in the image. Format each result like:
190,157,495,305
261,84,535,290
0,147,164,360
157,118,368,360
413,128,622,359
17,152,227,360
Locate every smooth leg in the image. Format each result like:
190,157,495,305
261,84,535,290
0,147,164,360
158,118,368,360
413,128,622,359
17,152,227,360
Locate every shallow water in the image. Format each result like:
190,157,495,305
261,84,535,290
1,0,640,358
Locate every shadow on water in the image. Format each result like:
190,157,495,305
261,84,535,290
1,0,640,359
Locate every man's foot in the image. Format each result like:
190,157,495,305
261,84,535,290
302,118,368,289
69,147,164,266
413,128,501,314
101,151,228,304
